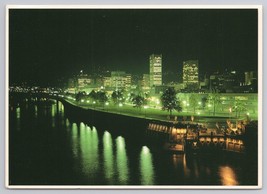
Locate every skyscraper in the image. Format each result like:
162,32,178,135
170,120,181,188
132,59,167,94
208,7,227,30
149,54,162,87
183,60,199,86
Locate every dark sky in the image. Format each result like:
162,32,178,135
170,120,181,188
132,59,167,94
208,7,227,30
9,9,258,86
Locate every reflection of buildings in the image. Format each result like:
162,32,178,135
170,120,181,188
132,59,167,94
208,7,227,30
150,54,162,87
183,60,199,89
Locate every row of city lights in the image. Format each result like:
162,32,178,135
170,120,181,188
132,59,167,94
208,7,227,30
62,94,250,116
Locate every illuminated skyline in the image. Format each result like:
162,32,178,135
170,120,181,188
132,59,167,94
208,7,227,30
9,9,258,86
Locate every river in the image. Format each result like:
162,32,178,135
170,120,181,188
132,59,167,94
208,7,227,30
8,99,258,186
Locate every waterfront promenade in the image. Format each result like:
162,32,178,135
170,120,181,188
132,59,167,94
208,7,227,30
61,96,251,131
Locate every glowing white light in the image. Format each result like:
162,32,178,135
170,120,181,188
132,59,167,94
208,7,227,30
105,102,109,106
119,103,123,107
142,146,150,154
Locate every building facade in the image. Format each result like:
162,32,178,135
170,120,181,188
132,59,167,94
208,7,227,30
149,54,162,87
183,60,199,87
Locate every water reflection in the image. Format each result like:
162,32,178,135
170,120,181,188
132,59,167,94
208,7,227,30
34,105,38,118
219,166,239,185
51,104,56,127
140,146,155,185
16,107,20,119
172,154,190,178
71,123,79,158
103,131,115,184
66,118,70,127
115,136,129,184
16,107,20,131
79,123,99,179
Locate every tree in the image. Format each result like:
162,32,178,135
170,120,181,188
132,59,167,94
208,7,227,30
160,87,182,117
189,93,198,114
96,91,108,105
88,90,97,102
233,100,247,118
208,93,221,116
111,90,124,105
132,95,145,109
75,91,85,103
201,96,208,110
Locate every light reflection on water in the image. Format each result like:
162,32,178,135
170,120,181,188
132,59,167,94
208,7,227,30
9,101,249,186
16,107,21,131
80,123,99,179
103,131,115,184
219,166,239,185
140,146,155,185
34,105,38,118
115,136,129,184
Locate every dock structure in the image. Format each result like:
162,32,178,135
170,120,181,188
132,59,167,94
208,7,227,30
147,121,249,154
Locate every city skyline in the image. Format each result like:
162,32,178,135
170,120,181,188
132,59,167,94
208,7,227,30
9,9,258,86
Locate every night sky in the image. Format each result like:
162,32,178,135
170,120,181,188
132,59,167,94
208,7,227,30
9,9,258,86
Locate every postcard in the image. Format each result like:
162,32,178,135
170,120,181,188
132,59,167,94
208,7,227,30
6,5,262,189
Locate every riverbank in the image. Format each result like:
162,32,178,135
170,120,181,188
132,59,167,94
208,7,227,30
61,97,248,129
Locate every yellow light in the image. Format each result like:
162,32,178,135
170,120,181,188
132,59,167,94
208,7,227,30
219,166,238,185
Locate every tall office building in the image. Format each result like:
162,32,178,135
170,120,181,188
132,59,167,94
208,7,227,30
149,54,162,87
183,60,199,86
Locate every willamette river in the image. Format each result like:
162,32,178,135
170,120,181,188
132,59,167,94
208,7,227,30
9,99,258,186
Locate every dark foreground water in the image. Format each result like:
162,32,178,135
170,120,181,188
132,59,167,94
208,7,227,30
9,100,258,186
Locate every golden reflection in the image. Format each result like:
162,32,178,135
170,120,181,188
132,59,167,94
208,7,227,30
219,166,239,185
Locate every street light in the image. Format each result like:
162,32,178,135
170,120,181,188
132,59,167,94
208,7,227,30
229,107,232,119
